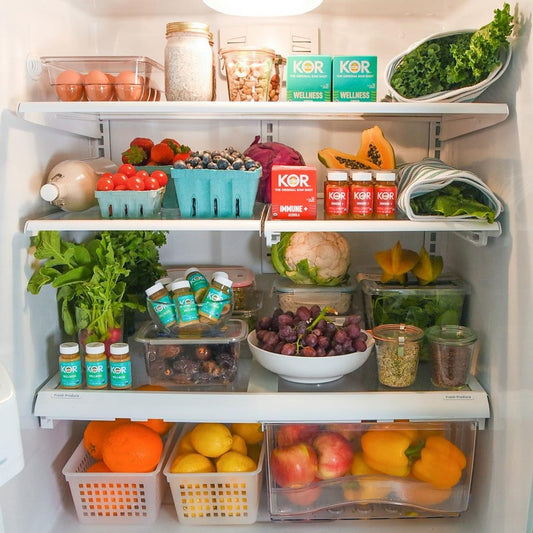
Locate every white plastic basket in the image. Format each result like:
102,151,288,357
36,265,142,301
62,425,176,525
164,424,265,525
385,29,512,103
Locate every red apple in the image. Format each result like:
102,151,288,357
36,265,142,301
324,423,362,443
285,478,322,507
276,424,321,447
313,431,354,480
270,442,318,488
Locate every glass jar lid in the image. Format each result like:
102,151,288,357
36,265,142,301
372,323,424,343
166,21,212,40
426,325,477,345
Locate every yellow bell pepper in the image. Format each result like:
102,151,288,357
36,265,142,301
360,430,423,478
411,435,467,489
342,452,391,502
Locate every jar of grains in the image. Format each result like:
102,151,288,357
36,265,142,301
165,21,215,101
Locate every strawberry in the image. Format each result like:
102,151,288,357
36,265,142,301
161,138,180,155
130,137,154,158
121,145,149,165
172,152,190,164
150,142,174,165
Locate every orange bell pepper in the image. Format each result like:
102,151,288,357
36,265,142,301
411,435,467,489
342,452,391,501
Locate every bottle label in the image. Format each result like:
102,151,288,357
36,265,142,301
150,294,177,326
351,184,374,216
86,359,108,388
199,286,230,321
109,359,132,389
188,272,209,294
176,293,199,324
375,184,397,216
325,184,349,216
60,359,82,388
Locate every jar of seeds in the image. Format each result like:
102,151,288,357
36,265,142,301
373,324,424,388
165,21,215,101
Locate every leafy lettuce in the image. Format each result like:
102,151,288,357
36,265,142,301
391,3,513,98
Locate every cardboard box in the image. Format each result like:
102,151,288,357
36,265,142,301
286,55,332,101
332,56,377,102
271,165,317,219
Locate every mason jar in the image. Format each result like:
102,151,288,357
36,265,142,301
165,21,215,101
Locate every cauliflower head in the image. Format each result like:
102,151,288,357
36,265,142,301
271,232,350,286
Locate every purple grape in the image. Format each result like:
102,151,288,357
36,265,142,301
334,330,348,345
281,343,297,356
304,333,318,347
354,338,367,352
311,328,323,337
345,323,361,339
277,314,294,327
315,347,327,357
334,343,345,355
274,341,285,354
342,339,354,353
263,331,279,346
257,317,272,330
294,321,307,336
295,306,311,322
278,324,293,341
256,329,268,342
317,335,330,349
310,305,321,319
324,322,337,338
301,346,317,357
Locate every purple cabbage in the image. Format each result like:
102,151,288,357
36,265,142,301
244,136,306,203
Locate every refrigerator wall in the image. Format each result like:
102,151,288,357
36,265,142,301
0,1,532,532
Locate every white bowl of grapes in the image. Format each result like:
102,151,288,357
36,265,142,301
247,305,374,384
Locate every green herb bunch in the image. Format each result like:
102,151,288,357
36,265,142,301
27,230,167,342
390,3,513,99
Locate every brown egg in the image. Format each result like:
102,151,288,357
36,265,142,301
55,70,84,101
84,70,113,101
114,70,144,101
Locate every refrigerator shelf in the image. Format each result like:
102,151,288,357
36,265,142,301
33,345,489,429
24,203,501,247
16,101,509,140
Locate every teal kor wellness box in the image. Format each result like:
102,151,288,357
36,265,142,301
286,55,331,101
332,56,377,102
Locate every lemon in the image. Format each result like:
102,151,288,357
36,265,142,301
230,422,264,445
176,431,195,455
170,452,215,473
190,423,233,458
230,434,248,455
247,443,262,464
216,451,257,473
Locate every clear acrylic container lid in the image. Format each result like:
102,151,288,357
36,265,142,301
273,277,356,294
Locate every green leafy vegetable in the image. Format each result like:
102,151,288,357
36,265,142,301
391,3,513,98
27,230,167,341
409,183,496,222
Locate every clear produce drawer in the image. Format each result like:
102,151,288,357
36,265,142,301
265,420,477,520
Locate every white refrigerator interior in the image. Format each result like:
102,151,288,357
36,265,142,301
0,0,532,532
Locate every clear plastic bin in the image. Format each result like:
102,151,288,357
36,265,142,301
40,56,164,101
266,420,477,520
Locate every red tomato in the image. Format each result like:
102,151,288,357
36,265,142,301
100,171,114,181
112,172,129,188
151,170,168,187
96,177,114,191
127,176,145,190
135,169,150,180
144,176,161,190
114,185,127,190
117,163,137,177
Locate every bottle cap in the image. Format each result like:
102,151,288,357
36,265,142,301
145,282,165,297
327,171,348,181
214,275,233,288
85,342,105,355
169,279,191,291
375,171,397,181
156,276,173,287
351,170,373,181
40,183,60,202
59,342,79,355
211,271,229,280
110,342,130,355
184,267,202,277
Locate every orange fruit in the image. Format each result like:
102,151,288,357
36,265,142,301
135,384,169,392
86,460,111,473
102,421,163,473
83,420,127,460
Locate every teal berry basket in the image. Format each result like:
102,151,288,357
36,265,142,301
134,165,178,208
171,167,261,218
95,187,165,218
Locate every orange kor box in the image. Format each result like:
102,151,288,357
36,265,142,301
270,165,317,219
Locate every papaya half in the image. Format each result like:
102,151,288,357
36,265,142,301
318,125,396,171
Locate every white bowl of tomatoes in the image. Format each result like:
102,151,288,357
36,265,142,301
94,163,168,218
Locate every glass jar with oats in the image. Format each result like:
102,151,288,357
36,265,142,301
372,324,424,388
165,21,215,101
